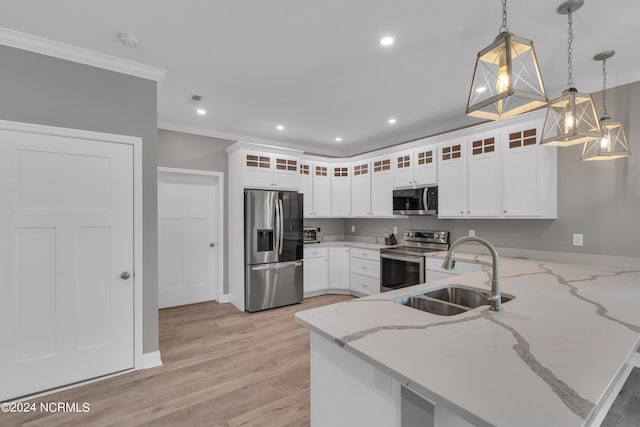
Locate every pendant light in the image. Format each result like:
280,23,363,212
541,0,600,146
466,0,547,120
581,51,631,161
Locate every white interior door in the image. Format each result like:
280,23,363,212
158,170,220,308
0,129,134,401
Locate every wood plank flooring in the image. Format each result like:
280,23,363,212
1,294,352,427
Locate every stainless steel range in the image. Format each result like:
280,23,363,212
380,230,449,292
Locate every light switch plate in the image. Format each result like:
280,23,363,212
573,233,584,247
393,226,398,234
468,229,476,237
351,225,355,233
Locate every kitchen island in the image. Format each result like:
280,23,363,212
295,254,640,427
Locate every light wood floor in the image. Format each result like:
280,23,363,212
1,294,353,427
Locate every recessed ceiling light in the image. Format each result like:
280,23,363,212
388,118,397,124
335,137,342,142
196,109,206,115
380,36,394,47
277,125,285,130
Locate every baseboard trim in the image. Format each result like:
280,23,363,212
218,294,232,303
142,351,163,369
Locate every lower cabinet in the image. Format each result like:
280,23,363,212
328,247,350,290
350,248,380,296
304,247,328,294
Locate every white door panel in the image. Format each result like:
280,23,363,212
0,129,134,401
158,173,220,308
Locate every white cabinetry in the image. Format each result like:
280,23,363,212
393,146,437,189
301,162,331,217
501,123,557,218
437,140,467,217
467,134,501,217
331,164,351,217
350,248,380,296
370,157,394,216
304,247,328,295
437,115,556,219
351,161,372,216
328,247,350,290
243,151,300,190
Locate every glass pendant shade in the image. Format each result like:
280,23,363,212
466,32,547,120
540,88,601,146
581,118,631,160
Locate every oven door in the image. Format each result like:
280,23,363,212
380,253,425,292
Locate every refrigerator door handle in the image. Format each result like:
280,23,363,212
251,261,302,271
278,199,284,255
274,202,280,255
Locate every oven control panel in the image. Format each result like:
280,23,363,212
404,230,448,244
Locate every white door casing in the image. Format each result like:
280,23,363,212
157,168,224,308
0,120,143,401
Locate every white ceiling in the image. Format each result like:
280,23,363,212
1,0,639,156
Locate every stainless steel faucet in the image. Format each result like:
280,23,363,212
441,236,502,312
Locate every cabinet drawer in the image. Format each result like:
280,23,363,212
351,257,379,279
350,273,379,296
351,248,379,261
304,247,329,259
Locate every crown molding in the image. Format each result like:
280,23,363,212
0,26,166,82
157,120,343,157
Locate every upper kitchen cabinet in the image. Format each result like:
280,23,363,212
331,164,351,217
300,161,331,217
467,133,501,217
370,156,394,216
351,161,372,216
501,122,557,218
393,146,437,189
437,140,467,217
437,113,557,219
242,150,300,190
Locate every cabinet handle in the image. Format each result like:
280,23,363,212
504,210,507,213
460,211,464,214
361,266,368,270
467,211,470,214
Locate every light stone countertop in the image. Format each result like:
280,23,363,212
303,241,395,251
295,253,640,427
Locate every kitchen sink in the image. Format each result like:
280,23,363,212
424,285,514,308
398,295,468,316
395,285,514,316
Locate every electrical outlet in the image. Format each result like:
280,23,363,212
468,229,476,237
374,369,392,395
351,225,356,233
573,233,584,247
393,226,398,235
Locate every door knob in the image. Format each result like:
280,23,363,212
121,271,131,280
210,242,215,247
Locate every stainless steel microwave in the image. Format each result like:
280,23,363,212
392,186,438,215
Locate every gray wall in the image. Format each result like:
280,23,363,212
346,81,640,258
0,46,160,353
157,129,235,292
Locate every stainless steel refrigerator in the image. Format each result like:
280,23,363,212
245,189,303,312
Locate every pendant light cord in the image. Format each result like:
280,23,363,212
499,0,509,33
566,9,574,88
601,58,608,116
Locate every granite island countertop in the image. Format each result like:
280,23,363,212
295,254,640,427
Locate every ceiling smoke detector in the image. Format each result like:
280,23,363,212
119,33,139,48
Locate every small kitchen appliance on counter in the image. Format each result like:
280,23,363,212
380,230,449,292
303,226,320,244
